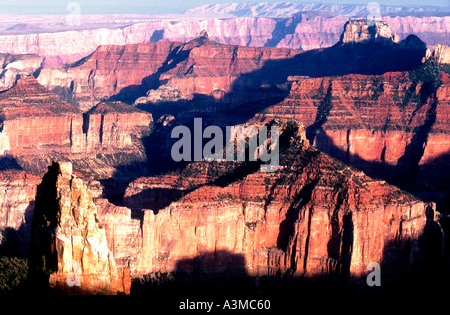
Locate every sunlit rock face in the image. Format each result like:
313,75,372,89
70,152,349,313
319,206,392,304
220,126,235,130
90,124,437,279
28,161,130,294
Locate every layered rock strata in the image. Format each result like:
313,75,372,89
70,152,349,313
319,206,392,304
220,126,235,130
37,38,300,111
0,14,448,68
0,170,40,254
258,71,450,200
0,53,43,91
0,77,152,176
92,124,439,279
38,20,426,112
28,161,130,294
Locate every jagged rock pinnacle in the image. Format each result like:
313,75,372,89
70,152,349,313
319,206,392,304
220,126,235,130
196,29,210,39
28,161,130,294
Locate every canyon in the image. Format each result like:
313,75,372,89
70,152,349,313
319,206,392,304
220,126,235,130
185,2,450,18
0,17,448,294
37,21,427,111
0,8,448,68
27,124,441,285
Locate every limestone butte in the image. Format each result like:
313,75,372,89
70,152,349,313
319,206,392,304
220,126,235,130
28,161,130,294
340,20,400,44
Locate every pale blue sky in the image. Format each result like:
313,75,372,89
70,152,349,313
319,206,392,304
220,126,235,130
0,0,449,15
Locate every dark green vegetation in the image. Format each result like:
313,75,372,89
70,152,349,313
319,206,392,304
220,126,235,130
0,256,28,294
0,229,29,294
409,58,443,83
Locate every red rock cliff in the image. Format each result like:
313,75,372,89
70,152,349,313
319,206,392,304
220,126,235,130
0,77,152,176
259,71,450,199
94,123,438,279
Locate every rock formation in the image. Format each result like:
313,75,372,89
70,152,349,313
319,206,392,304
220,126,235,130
83,101,153,151
340,20,400,44
37,40,300,110
259,70,450,202
0,16,447,294
0,170,40,255
135,84,194,105
0,76,82,155
0,77,152,176
431,44,450,64
91,122,438,279
0,53,43,91
38,19,426,111
28,161,130,294
0,11,447,69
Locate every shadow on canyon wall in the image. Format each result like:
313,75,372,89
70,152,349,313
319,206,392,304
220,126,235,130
107,34,427,168
97,33,440,211
0,201,34,258
0,156,23,171
130,219,447,299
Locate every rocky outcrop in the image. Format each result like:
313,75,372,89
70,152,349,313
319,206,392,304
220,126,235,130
340,20,400,44
28,161,130,294
431,44,450,64
37,42,183,111
0,53,43,91
0,170,40,254
135,84,194,105
37,38,300,110
83,101,152,151
0,76,82,155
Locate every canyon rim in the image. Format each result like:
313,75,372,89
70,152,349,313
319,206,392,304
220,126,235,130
0,1,448,305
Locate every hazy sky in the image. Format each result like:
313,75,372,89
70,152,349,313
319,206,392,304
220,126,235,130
1,0,449,15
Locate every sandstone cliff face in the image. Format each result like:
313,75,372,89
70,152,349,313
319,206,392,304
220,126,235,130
0,78,152,176
38,20,426,112
0,77,82,155
0,170,40,254
95,124,436,278
432,44,450,64
37,42,182,111
95,198,142,271
83,101,153,152
28,161,130,294
37,38,300,110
